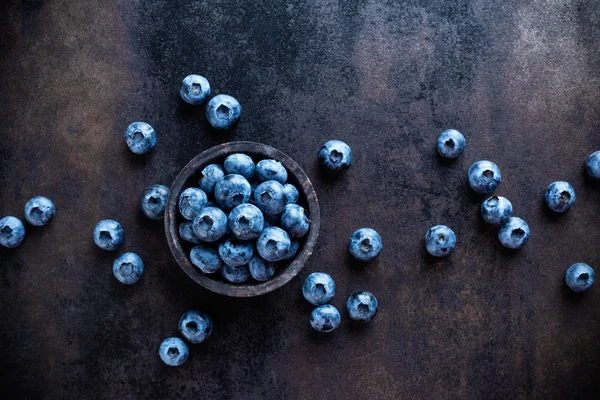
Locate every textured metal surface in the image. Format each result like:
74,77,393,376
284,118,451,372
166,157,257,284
1,0,600,398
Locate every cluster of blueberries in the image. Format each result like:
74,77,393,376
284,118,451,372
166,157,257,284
0,197,56,248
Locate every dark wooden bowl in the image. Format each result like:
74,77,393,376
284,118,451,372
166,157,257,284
165,142,320,297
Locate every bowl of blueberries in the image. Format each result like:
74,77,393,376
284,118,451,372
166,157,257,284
165,141,320,297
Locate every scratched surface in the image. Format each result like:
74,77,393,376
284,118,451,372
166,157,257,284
1,0,600,399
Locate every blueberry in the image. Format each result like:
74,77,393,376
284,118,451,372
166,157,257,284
282,183,299,204
481,196,513,225
254,180,286,216
318,140,352,173
0,216,25,248
255,159,287,183
565,263,595,293
214,174,251,211
179,222,201,244
125,122,156,155
112,252,144,284
180,74,210,105
228,203,264,240
178,310,213,344
206,94,241,130
248,255,276,281
437,129,466,159
218,238,254,267
192,207,228,242
302,272,336,305
498,217,530,249
281,240,300,261
24,196,55,226
586,151,600,180
178,187,208,220
425,225,456,257
159,337,188,366
346,291,378,322
93,219,124,251
199,164,225,194
256,227,291,262
224,153,255,180
468,160,502,194
221,263,251,284
190,245,222,273
349,228,383,262
310,305,341,333
545,181,576,213
280,204,310,238
140,184,169,220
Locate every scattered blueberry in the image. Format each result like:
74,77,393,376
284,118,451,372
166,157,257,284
190,245,222,273
178,187,208,220
214,174,251,211
481,196,513,225
586,151,600,180
192,207,228,242
468,160,502,194
179,222,201,244
24,196,55,226
228,203,264,240
310,305,341,333
140,184,169,220
248,255,276,281
255,160,287,183
318,140,352,173
206,94,241,130
425,225,456,257
437,129,466,159
346,291,378,322
221,263,251,284
93,219,124,251
199,164,225,194
178,310,213,344
125,122,156,155
112,252,144,284
498,217,530,249
280,204,310,238
565,263,595,293
224,153,255,180
349,228,383,262
159,337,188,366
180,74,210,105
256,227,291,262
218,238,254,267
302,272,336,306
545,181,576,213
254,180,286,216
281,240,300,261
0,216,25,248
282,183,299,204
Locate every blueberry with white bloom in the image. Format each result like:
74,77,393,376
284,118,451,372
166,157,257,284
280,204,310,238
545,181,576,213
224,153,255,180
349,228,382,262
218,238,254,267
24,196,55,226
310,305,341,333
159,337,188,366
565,263,595,293
282,183,299,204
228,203,264,240
318,140,352,173
498,217,530,249
190,245,222,273
178,310,213,344
346,291,378,322
425,225,456,257
93,219,124,251
221,263,251,284
302,272,336,306
179,74,210,105
206,94,241,130
0,216,25,248
437,129,466,159
125,122,156,155
248,255,276,281
199,164,225,194
179,222,201,244
256,226,291,262
468,160,502,194
192,207,228,242
586,151,600,180
178,187,208,220
281,240,300,261
112,252,144,284
481,196,513,225
140,184,169,220
254,180,286,216
255,159,287,183
214,174,251,211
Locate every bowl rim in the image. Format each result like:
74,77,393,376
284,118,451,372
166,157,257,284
164,141,320,297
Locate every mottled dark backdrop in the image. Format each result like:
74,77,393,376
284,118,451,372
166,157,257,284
1,0,600,399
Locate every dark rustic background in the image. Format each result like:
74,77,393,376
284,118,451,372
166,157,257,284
1,0,600,399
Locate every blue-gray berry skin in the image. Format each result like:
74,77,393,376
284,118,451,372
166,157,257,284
224,153,255,180
437,129,466,159
24,196,55,226
255,159,287,183
282,184,299,204
221,263,251,284
318,140,352,173
112,252,144,284
481,196,513,225
214,174,251,211
586,151,600,180
140,184,169,220
254,180,286,216
178,187,208,220
199,164,225,194
190,245,222,273
192,207,228,242
0,216,25,248
349,228,383,262
468,160,502,194
180,74,210,105
498,217,530,249
206,94,241,130
218,238,254,267
310,305,341,332
125,122,156,155
256,227,291,262
159,337,188,366
179,222,201,244
347,291,378,322
248,255,276,281
302,272,336,306
178,310,213,344
281,240,300,261
545,181,576,213
280,204,310,238
228,203,264,240
93,219,124,251
565,263,595,293
425,225,456,257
